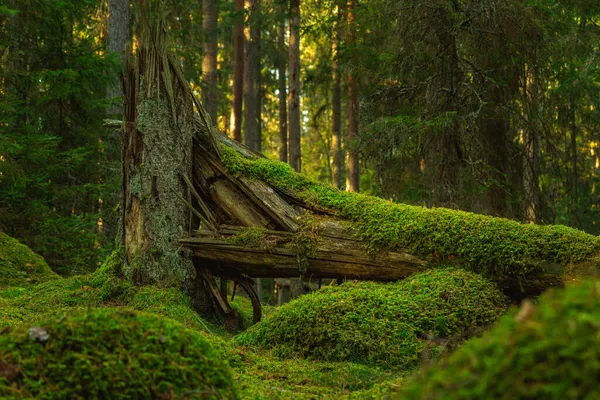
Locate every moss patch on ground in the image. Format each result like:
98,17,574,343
395,280,600,400
232,347,403,399
234,268,508,369
0,232,60,288
221,146,600,281
0,250,226,336
0,308,237,399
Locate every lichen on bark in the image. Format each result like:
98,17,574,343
123,95,195,286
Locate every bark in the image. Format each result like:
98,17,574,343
202,0,218,123
478,86,509,217
107,0,130,116
346,0,359,192
331,0,342,189
181,223,588,300
232,0,244,142
255,4,262,153
570,103,579,227
278,13,288,163
122,38,195,287
288,0,301,172
243,0,260,151
523,66,540,224
425,4,462,208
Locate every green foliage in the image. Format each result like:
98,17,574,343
396,280,600,400
0,308,237,399
0,0,119,275
234,268,508,368
222,146,600,280
0,232,60,288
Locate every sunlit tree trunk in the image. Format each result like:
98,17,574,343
202,0,218,122
346,0,359,192
244,0,260,151
288,0,301,172
278,11,288,163
232,0,244,142
331,0,343,189
255,0,262,153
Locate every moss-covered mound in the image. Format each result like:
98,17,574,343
0,232,60,288
396,280,600,400
234,268,508,368
0,308,238,399
221,146,600,281
0,251,226,336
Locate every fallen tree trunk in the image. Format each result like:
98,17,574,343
121,31,600,324
185,119,600,304
182,224,428,280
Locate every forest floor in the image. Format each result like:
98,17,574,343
2,231,599,399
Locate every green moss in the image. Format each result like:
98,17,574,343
230,296,256,330
228,227,268,248
0,232,60,288
221,146,600,280
0,308,237,399
234,348,401,400
234,268,508,369
395,280,600,400
0,250,224,337
128,286,224,334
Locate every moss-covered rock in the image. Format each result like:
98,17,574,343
0,232,60,288
396,280,600,400
234,268,508,368
221,146,600,282
0,308,237,399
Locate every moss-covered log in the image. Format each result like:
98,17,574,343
184,129,600,300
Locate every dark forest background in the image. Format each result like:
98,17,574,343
2,0,600,276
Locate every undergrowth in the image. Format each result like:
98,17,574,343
0,308,237,399
221,146,600,281
234,268,508,369
395,279,600,399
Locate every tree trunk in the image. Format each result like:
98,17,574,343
120,6,223,318
107,0,130,116
425,4,462,208
331,0,343,189
478,86,509,217
255,1,262,153
232,0,244,143
346,0,359,192
202,0,218,123
278,12,288,163
242,0,261,152
570,103,579,228
523,66,540,224
288,0,301,172
243,0,258,151
122,32,194,287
